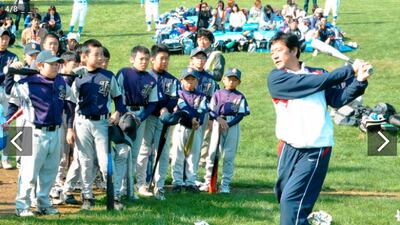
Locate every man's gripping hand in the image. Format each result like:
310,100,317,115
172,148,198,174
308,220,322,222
109,111,120,125
352,59,373,82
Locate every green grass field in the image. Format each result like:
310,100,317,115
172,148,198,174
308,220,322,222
1,0,400,224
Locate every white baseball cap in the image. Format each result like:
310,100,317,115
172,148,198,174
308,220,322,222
67,32,80,42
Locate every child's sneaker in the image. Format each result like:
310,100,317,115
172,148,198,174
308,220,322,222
154,188,166,201
114,196,125,211
138,186,153,197
172,185,183,193
37,207,60,215
199,183,209,192
219,186,230,194
2,160,13,170
16,209,34,217
64,193,79,205
186,185,200,193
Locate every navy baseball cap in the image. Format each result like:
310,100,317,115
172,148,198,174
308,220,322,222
180,67,198,79
24,43,41,55
36,50,64,63
190,47,207,58
224,68,242,80
0,28,10,37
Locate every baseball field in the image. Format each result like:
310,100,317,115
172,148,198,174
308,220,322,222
0,0,399,224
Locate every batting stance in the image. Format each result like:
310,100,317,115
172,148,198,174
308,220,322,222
69,0,88,34
267,32,372,225
9,51,76,217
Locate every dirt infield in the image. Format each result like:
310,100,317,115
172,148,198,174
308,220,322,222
1,168,400,217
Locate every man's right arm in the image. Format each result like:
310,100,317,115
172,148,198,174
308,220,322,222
267,64,355,99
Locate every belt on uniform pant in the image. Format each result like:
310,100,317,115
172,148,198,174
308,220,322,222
35,124,60,132
81,114,110,121
129,106,141,111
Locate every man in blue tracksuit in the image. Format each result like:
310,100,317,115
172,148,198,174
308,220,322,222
267,32,373,225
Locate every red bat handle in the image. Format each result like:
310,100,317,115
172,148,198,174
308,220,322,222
6,108,23,125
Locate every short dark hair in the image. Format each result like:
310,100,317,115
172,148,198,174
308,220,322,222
30,13,41,21
41,32,60,54
61,51,80,63
269,32,301,58
150,44,170,58
131,45,150,58
81,39,102,55
197,28,214,43
102,46,110,59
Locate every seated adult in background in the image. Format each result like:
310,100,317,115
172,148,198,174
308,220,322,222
310,7,323,29
24,7,42,28
0,3,8,27
197,2,212,30
209,0,225,32
284,18,305,51
282,0,299,18
248,0,263,24
259,4,278,30
1,17,17,46
42,5,62,32
312,17,334,56
228,3,246,32
225,0,235,21
21,13,48,46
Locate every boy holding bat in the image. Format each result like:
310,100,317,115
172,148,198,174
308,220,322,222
170,67,207,193
199,68,250,194
267,32,372,225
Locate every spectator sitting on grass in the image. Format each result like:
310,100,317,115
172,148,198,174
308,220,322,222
312,17,334,56
24,7,42,28
310,7,324,29
259,4,278,30
1,16,17,46
209,0,225,32
43,5,62,32
228,3,246,32
282,0,299,18
248,0,263,24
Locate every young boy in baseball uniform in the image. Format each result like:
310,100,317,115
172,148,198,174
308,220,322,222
71,39,125,210
170,67,207,193
115,45,159,199
50,51,80,204
199,68,250,193
69,0,88,34
137,44,179,200
9,50,76,217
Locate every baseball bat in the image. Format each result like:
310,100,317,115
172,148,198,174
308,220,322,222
148,124,169,191
6,108,23,125
3,67,81,78
208,125,221,194
310,39,373,74
184,129,195,157
106,127,114,210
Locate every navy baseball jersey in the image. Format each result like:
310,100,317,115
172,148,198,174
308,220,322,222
0,50,19,85
193,69,218,99
71,68,125,116
116,67,159,121
149,69,179,116
177,89,208,126
8,74,75,126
